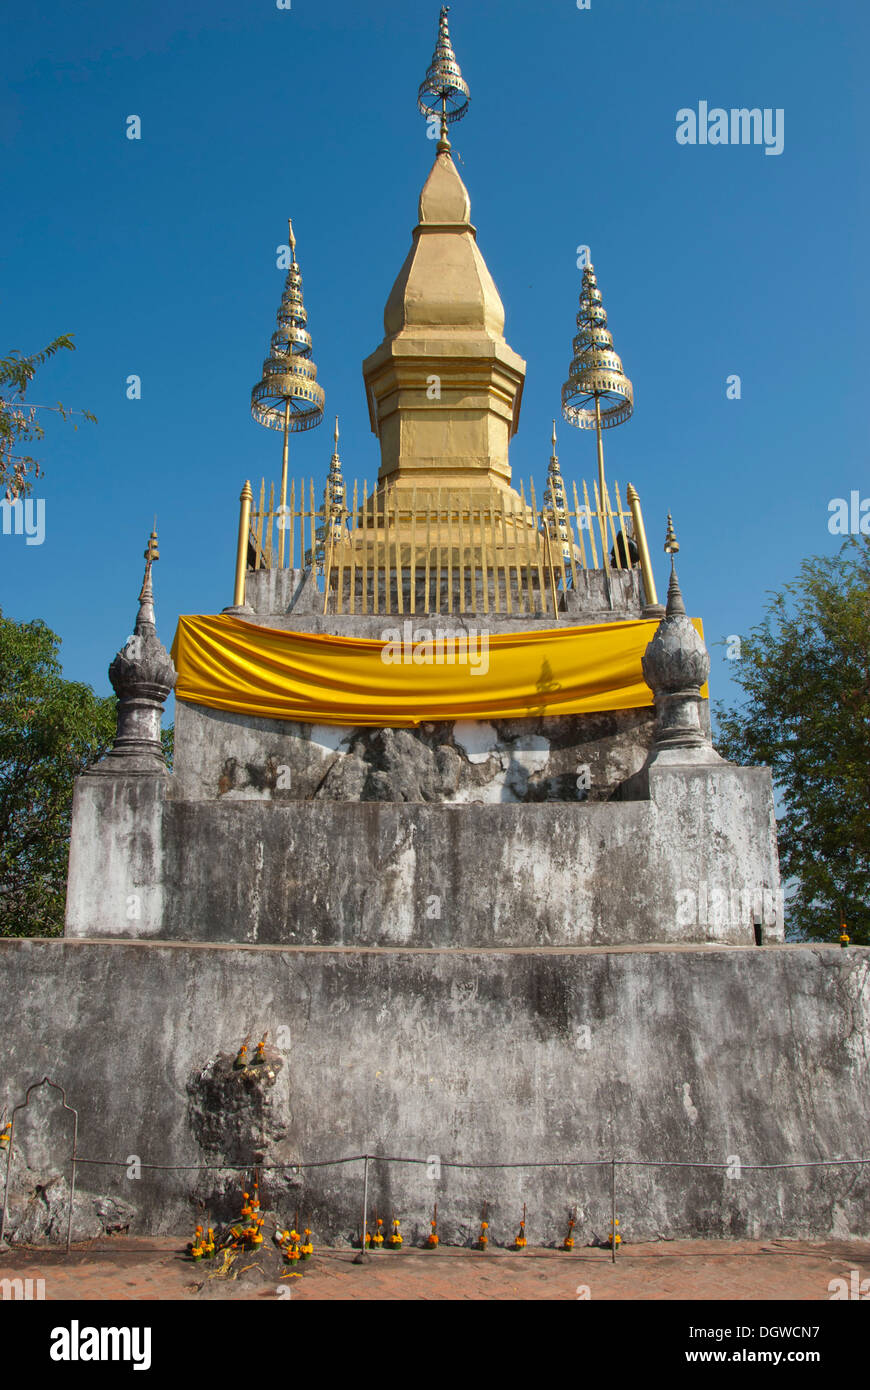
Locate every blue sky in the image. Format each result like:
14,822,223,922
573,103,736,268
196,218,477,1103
2,0,866,722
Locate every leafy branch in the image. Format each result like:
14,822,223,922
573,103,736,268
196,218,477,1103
1,334,97,499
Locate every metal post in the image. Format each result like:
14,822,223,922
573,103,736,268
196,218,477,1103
233,481,253,608
278,401,290,570
611,1157,617,1264
67,1109,78,1257
595,396,606,542
353,1154,370,1264
542,508,560,621
626,482,658,609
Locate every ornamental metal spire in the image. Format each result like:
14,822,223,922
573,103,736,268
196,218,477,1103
561,258,633,540
326,417,346,547
663,512,686,615
251,216,325,566
417,6,470,152
543,421,572,565
135,524,160,636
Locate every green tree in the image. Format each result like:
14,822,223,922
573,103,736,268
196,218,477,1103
1,614,116,938
1,335,96,499
714,538,870,943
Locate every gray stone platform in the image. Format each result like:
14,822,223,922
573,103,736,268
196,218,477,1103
1,938,867,1245
65,760,781,947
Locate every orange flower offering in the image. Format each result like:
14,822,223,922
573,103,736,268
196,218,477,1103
514,1205,528,1249
387,1219,403,1249
564,1212,576,1250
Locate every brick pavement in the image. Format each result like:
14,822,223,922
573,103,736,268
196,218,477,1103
1,1237,868,1300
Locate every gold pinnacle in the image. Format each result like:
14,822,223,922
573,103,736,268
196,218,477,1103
664,512,680,555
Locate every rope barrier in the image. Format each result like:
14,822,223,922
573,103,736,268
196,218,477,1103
69,1152,870,1173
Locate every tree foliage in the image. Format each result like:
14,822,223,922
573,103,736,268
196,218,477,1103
1,335,96,499
1,614,115,937
714,538,870,943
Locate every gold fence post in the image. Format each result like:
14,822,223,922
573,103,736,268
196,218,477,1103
626,482,659,609
233,481,253,608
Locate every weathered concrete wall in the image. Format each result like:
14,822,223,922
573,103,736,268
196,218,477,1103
66,764,781,947
65,774,168,938
1,939,866,1245
171,701,656,804
242,563,646,624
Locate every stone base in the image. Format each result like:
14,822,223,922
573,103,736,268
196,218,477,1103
65,758,781,946
1,939,867,1245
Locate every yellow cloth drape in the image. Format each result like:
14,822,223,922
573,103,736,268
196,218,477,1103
170,613,706,727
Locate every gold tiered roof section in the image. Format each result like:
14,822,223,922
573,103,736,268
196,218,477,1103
362,148,526,504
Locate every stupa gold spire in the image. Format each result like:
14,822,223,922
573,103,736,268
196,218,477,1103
362,11,525,501
351,9,550,603
251,217,325,565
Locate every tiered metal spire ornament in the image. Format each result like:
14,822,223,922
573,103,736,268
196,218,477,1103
317,417,347,590
325,417,346,548
561,259,633,540
543,421,572,568
417,6,470,151
251,218,325,566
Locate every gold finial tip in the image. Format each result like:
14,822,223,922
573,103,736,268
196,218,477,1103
664,512,680,555
334,416,340,443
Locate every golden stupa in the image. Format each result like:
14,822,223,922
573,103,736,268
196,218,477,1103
240,7,654,617
351,8,549,604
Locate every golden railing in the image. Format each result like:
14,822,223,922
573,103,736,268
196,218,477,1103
236,476,658,617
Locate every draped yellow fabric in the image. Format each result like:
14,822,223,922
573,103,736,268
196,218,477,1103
171,613,707,727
